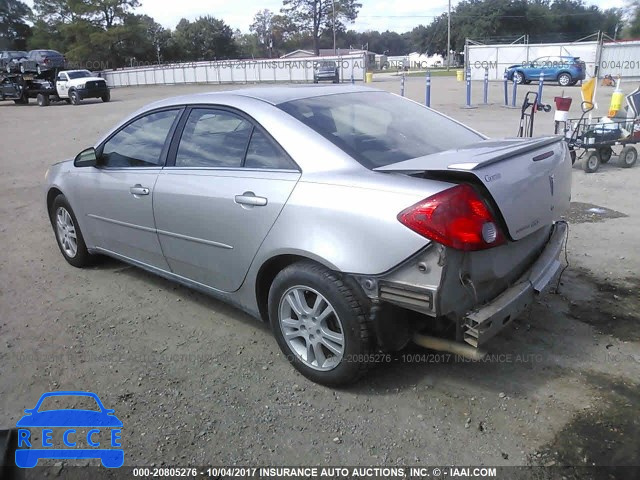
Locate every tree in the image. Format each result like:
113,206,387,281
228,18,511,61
173,16,237,61
0,0,32,49
250,9,274,56
281,0,361,54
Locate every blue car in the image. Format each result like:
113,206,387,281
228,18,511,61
15,391,123,468
506,55,585,86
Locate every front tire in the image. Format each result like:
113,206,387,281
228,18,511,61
268,262,372,386
584,152,600,173
514,71,525,84
69,90,80,105
101,90,110,102
50,194,93,267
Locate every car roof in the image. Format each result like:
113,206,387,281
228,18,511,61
150,85,382,108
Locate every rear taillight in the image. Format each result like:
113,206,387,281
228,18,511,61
397,184,506,251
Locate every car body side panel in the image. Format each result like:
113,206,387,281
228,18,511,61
253,180,433,276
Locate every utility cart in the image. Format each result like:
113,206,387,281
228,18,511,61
561,102,639,173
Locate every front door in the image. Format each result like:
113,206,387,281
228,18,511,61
76,108,182,269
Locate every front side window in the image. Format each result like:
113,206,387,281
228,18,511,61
279,92,483,169
175,109,253,168
101,109,180,168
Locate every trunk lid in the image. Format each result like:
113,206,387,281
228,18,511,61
374,136,571,241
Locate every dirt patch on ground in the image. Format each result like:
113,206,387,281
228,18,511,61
562,202,627,224
565,268,640,342
534,373,640,480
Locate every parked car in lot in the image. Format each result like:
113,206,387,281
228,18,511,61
506,55,585,86
19,49,66,75
0,50,27,73
313,60,339,83
45,86,570,385
54,69,110,105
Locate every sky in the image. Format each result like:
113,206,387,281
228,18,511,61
24,0,627,33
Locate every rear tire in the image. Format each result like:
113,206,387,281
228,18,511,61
619,145,638,168
268,261,372,386
37,93,50,107
558,73,572,86
598,146,612,163
101,90,110,102
49,194,94,268
584,152,600,173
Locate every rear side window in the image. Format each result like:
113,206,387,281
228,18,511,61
279,91,483,169
101,109,180,168
245,129,295,169
176,109,252,168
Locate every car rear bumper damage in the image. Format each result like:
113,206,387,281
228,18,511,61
462,221,567,347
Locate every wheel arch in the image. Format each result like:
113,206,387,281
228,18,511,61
254,253,338,323
46,187,64,222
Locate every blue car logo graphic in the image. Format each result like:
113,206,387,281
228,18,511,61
15,391,123,468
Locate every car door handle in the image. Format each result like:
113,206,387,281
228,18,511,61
235,192,267,207
130,185,150,196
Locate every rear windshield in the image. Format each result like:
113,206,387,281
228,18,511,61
278,92,483,169
10,51,27,58
318,61,336,67
38,50,62,56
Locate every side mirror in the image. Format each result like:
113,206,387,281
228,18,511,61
74,147,98,167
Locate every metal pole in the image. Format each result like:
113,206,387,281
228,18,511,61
537,71,544,105
483,67,489,104
401,72,405,97
332,1,336,54
503,70,508,106
511,75,518,107
425,70,431,107
465,66,471,107
447,0,451,71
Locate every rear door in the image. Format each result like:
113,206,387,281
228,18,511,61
153,106,300,292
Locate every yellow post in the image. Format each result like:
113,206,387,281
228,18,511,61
365,72,373,83
456,70,464,82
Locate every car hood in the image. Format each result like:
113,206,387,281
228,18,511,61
16,410,123,427
72,76,105,83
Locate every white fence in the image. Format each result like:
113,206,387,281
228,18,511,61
599,40,640,78
101,54,367,88
468,39,640,81
467,41,598,80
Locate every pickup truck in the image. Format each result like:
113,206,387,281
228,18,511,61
0,69,110,106
55,70,110,105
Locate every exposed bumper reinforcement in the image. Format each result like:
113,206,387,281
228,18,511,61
463,222,567,347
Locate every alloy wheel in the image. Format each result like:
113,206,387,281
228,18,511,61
278,286,345,371
56,207,78,258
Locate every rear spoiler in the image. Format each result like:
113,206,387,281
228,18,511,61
374,136,564,173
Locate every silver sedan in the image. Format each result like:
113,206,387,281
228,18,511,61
45,85,571,385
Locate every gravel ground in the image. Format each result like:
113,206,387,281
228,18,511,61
0,76,639,479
